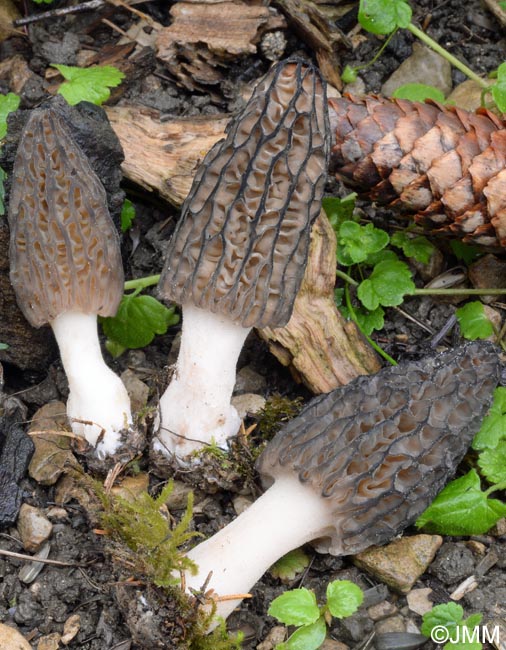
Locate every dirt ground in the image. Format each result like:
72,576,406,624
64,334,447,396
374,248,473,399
1,1,506,649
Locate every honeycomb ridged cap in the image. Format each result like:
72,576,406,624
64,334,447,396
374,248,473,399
158,58,330,328
8,103,124,328
257,342,500,555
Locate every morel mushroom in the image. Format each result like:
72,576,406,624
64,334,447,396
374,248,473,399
329,95,506,247
156,59,329,458
183,342,499,622
8,104,132,458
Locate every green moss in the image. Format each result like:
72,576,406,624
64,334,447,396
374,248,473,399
97,480,198,587
93,479,243,649
256,394,304,440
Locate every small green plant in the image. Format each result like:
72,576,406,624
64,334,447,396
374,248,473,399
347,0,506,111
417,387,506,535
455,302,494,341
32,0,55,4
268,580,363,650
98,480,198,586
100,287,179,357
325,195,506,362
270,549,310,582
95,480,242,649
0,342,8,350
121,198,136,233
98,272,179,357
256,394,305,440
52,64,124,106
421,602,484,649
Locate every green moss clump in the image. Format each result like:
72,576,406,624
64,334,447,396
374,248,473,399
256,394,304,440
97,480,198,587
95,480,243,649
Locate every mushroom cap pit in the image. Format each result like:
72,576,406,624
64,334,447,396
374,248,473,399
257,341,501,555
8,103,124,328
158,58,330,328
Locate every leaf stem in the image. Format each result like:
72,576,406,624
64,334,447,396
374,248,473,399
406,23,488,89
124,274,161,292
336,269,358,286
413,288,506,296
344,285,397,366
484,481,506,497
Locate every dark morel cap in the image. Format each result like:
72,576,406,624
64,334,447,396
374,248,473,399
8,102,124,328
257,342,500,555
158,58,330,328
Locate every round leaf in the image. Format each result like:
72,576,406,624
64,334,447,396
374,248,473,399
326,580,363,619
268,588,320,626
101,294,179,349
283,616,327,650
392,83,446,104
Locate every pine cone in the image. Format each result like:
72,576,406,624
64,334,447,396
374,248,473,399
329,95,506,248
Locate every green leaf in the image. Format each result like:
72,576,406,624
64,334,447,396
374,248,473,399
472,387,506,450
456,301,494,341
101,294,179,349
268,588,320,626
358,0,412,35
362,248,399,267
0,92,20,140
280,616,327,650
491,62,506,113
341,65,358,84
33,0,54,4
392,83,446,104
52,64,125,106
416,469,506,535
357,259,415,310
390,231,435,264
0,166,7,217
421,602,464,638
477,440,506,485
449,240,481,264
354,306,385,335
322,194,357,235
121,199,136,233
337,221,389,266
270,549,310,582
0,342,8,350
326,580,363,619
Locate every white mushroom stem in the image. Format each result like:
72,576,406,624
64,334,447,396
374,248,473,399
155,303,251,458
51,310,132,457
183,475,330,624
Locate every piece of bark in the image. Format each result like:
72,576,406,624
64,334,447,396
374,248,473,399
156,1,286,90
259,211,381,392
483,0,506,28
105,105,229,205
107,105,379,392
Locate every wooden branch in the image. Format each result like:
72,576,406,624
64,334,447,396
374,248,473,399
259,212,381,392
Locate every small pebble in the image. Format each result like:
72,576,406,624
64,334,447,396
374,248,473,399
354,535,443,594
375,615,406,634
406,588,433,616
0,623,32,650
368,600,398,621
17,504,53,553
256,625,286,650
37,632,61,650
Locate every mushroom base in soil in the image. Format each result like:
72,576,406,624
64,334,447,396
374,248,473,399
155,304,250,458
51,311,132,458
179,342,500,628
